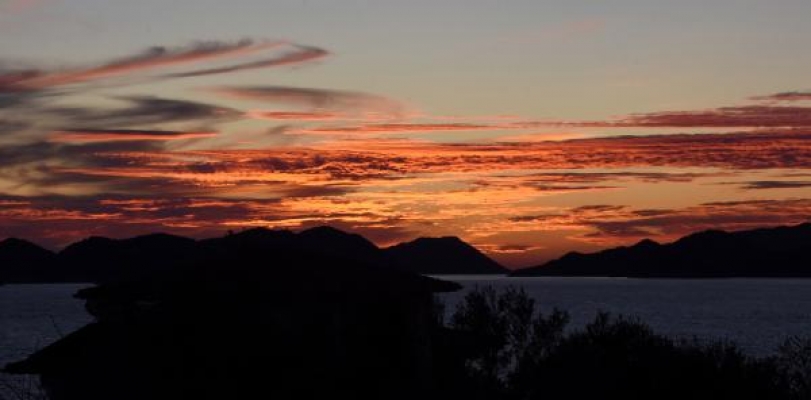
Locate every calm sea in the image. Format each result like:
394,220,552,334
3,278,811,368
1,284,93,368
438,276,811,355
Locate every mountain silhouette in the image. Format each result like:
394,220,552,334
0,238,56,283
512,222,811,277
0,227,503,283
297,226,388,265
59,234,199,282
384,237,507,275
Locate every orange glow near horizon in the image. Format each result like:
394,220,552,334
3,34,811,268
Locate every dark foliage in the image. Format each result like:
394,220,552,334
773,336,811,399
7,277,811,400
442,286,808,400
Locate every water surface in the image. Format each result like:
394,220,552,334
439,276,811,355
3,278,811,367
0,284,93,367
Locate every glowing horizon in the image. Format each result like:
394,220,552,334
2,1,811,268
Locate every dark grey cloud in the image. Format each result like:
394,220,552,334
47,96,240,129
0,39,274,91
553,106,811,129
751,92,811,102
735,180,811,190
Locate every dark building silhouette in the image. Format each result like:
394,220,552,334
4,238,461,400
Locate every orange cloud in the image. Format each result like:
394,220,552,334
5,37,811,270
275,104,811,137
55,129,811,194
246,110,342,121
298,123,499,135
50,129,218,143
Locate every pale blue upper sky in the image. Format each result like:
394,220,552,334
3,0,811,120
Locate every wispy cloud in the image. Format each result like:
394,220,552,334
49,129,218,143
508,106,811,130
212,85,405,118
609,106,811,128
267,103,811,137
246,110,343,121
298,123,497,135
45,96,241,129
165,45,327,79
25,129,809,200
500,199,811,247
751,92,811,102
4,36,811,266
0,40,283,91
730,180,811,190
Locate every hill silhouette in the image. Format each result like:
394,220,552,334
512,222,811,277
0,227,503,283
0,238,57,282
59,233,199,282
384,237,507,275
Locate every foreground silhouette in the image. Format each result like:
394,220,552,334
0,226,505,284
513,222,811,277
443,287,807,400
6,284,811,400
4,244,461,400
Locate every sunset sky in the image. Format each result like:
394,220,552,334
2,0,811,267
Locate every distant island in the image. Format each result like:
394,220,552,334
8,222,811,282
512,222,811,278
0,226,506,283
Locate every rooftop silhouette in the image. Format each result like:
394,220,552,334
4,239,461,400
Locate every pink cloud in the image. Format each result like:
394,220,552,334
246,110,343,121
